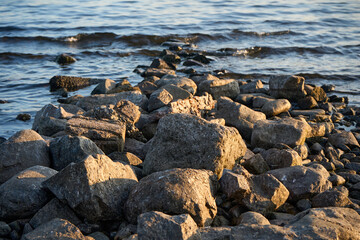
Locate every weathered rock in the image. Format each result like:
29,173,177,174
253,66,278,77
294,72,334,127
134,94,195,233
237,211,270,226
49,75,100,92
108,152,143,166
242,153,270,174
252,95,275,108
198,79,240,99
150,58,175,70
215,97,266,140
268,164,332,201
196,227,231,240
293,144,309,160
137,211,198,240
239,80,264,94
169,93,215,117
141,68,176,78
269,75,306,100
261,99,291,117
147,88,173,111
310,86,327,102
260,148,302,170
43,154,138,222
219,170,250,199
55,53,76,64
91,79,116,95
32,104,67,136
296,199,312,211
76,91,148,111
137,80,158,96
285,207,360,240
329,174,346,186
161,84,192,101
311,186,352,207
191,74,219,85
156,75,197,95
88,232,110,240
241,174,289,214
29,198,81,229
16,113,31,121
107,79,140,94
251,118,311,149
298,96,318,110
124,138,146,160
160,49,181,64
0,130,51,183
0,166,57,220
308,122,334,138
125,168,217,227
290,109,326,118
114,100,141,125
65,117,126,154
143,114,247,177
50,135,104,171
21,218,86,240
328,131,360,148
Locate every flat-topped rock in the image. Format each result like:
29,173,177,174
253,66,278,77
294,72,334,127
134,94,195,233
269,75,306,100
49,75,101,92
169,93,215,117
198,79,240,99
290,109,326,117
156,75,197,95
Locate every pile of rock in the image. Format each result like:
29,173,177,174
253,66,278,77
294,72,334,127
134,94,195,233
1,43,360,240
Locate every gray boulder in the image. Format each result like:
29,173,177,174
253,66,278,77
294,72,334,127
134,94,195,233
137,211,198,240
21,218,86,240
328,131,360,148
230,224,296,240
91,79,116,95
32,104,67,136
215,97,266,140
125,168,218,227
311,186,352,208
161,84,192,101
239,80,264,94
169,93,215,117
251,118,311,149
147,88,173,111
198,79,240,99
0,129,51,184
0,166,57,220
261,99,291,117
50,135,104,171
268,164,332,201
269,75,306,100
219,170,250,199
260,148,302,170
143,113,247,177
156,75,197,95
142,68,176,78
43,154,138,222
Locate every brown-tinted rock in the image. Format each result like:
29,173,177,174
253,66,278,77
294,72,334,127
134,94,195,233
43,155,138,222
219,170,250,199
328,131,360,148
242,153,270,174
114,100,141,125
298,96,318,109
239,80,264,94
0,166,57,220
261,99,291,117
141,68,176,78
143,114,247,177
311,186,352,207
108,152,143,166
156,75,197,95
310,86,327,102
230,224,296,240
147,88,173,111
260,148,302,170
125,168,217,227
0,130,51,184
169,93,215,117
269,75,306,100
150,58,175,70
50,75,100,92
198,79,240,99
161,84,192,101
237,211,270,226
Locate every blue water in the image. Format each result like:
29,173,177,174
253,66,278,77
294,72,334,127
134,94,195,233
0,0,360,138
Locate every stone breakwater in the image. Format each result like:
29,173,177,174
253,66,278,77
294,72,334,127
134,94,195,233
1,42,360,240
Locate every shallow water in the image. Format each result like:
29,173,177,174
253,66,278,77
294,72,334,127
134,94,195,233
0,0,360,138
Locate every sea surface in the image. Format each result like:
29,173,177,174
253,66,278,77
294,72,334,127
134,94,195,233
0,0,359,138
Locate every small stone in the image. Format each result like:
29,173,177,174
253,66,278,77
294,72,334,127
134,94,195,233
261,99,291,117
219,170,250,199
0,99,9,104
55,53,77,64
16,113,31,121
237,211,270,226
242,153,270,174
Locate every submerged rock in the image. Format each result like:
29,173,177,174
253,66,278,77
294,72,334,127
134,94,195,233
49,75,100,92
55,53,77,64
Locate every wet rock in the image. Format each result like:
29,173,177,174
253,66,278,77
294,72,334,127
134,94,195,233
0,129,51,183
285,207,360,240
297,96,318,109
198,79,240,99
76,91,148,111
160,49,181,64
16,113,31,121
328,131,360,148
169,93,215,117
43,154,138,222
147,88,173,111
49,75,100,92
150,58,175,70
219,170,250,199
310,86,327,102
21,218,86,240
268,164,332,201
237,211,270,226
0,221,11,237
193,54,212,64
50,135,104,171
311,186,352,207
91,79,116,95
251,118,311,149
0,99,9,104
260,148,302,170
261,99,291,117
241,174,289,214
143,113,247,177
29,198,81,229
156,75,197,95
242,153,270,174
137,211,198,240
32,104,67,136
141,68,175,78
269,75,306,101
55,53,77,64
215,97,266,140
183,59,205,67
239,80,264,94
0,166,57,220
65,117,126,154
125,168,217,227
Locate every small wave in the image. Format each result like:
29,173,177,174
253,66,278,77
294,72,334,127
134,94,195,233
230,29,300,37
0,26,25,32
0,52,49,60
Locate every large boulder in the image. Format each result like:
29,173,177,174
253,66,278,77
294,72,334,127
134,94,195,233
285,207,360,240
198,79,240,99
215,97,266,140
268,164,332,201
269,75,306,100
50,135,104,171
143,113,247,177
251,118,311,149
0,130,51,184
147,88,173,111
137,211,198,240
168,93,215,117
0,166,57,220
21,218,86,240
43,154,138,222
124,168,218,227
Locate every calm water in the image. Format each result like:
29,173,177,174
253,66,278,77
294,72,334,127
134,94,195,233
1,0,360,138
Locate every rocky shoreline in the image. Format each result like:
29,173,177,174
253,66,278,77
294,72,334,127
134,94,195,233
1,41,360,239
